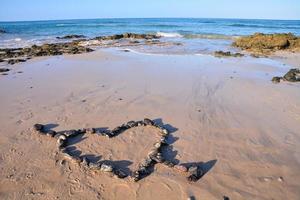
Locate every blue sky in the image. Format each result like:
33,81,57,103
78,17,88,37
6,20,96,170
0,0,299,21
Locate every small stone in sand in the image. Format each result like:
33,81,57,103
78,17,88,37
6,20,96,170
100,164,113,172
0,68,10,73
46,130,57,137
223,196,230,200
143,118,154,126
272,77,282,83
33,124,44,132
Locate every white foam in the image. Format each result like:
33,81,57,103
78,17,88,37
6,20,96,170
156,32,183,38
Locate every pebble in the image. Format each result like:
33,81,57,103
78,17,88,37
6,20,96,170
81,157,90,167
46,130,56,137
140,157,153,167
86,128,96,134
100,164,113,172
154,142,161,149
89,162,101,170
33,124,44,132
143,118,154,126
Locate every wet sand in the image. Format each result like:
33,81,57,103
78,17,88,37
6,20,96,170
0,50,300,200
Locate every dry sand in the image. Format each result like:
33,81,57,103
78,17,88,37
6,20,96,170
0,49,300,200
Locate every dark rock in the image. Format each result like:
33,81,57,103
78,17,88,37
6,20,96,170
81,157,90,167
0,68,10,73
223,196,230,200
46,130,57,137
56,35,86,39
143,118,154,126
0,29,6,34
33,124,44,132
214,51,244,57
187,165,204,182
272,76,282,83
86,128,96,134
126,121,137,128
8,58,27,65
283,68,300,82
64,130,80,137
89,162,101,170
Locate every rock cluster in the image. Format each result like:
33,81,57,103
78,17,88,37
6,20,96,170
0,42,94,65
0,29,6,33
56,34,86,39
0,68,10,73
33,118,204,182
214,51,244,58
0,33,160,65
233,33,300,54
272,68,300,83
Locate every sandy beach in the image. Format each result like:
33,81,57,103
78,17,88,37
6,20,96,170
0,48,300,199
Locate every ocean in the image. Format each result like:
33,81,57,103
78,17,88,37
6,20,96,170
1,18,300,54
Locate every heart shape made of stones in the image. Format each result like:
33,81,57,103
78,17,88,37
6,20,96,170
33,118,205,182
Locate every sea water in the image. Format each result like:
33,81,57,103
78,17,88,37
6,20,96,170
0,18,299,54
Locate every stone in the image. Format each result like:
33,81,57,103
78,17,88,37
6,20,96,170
7,58,27,65
174,164,188,172
33,124,44,132
126,121,137,127
143,118,154,126
64,130,79,137
89,162,101,170
160,136,168,145
0,68,10,73
272,77,282,83
283,68,300,82
154,142,161,149
161,128,169,136
100,164,113,172
0,29,6,33
187,166,204,182
81,157,90,167
223,196,230,200
46,130,57,137
214,51,244,57
86,128,96,134
56,35,86,39
139,157,153,168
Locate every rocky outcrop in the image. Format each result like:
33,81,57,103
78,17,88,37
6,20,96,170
0,41,94,64
94,33,160,41
272,68,300,83
233,33,300,54
0,33,162,65
0,68,10,73
0,29,7,33
214,51,244,58
56,34,86,39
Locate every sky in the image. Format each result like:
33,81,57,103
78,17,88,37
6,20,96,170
0,0,299,21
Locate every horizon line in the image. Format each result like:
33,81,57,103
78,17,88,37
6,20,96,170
1,17,299,23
